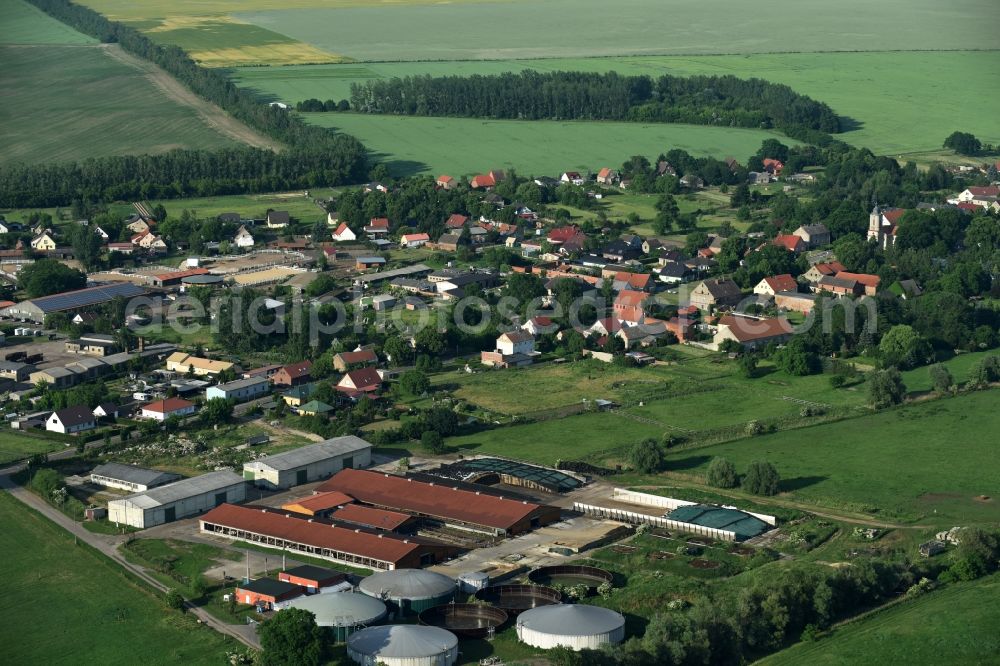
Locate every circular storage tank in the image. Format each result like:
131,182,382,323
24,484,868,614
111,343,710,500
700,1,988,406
181,274,224,286
358,569,455,616
346,625,459,666
418,603,508,639
284,592,387,642
528,565,614,594
474,584,562,616
516,604,625,651
457,571,490,594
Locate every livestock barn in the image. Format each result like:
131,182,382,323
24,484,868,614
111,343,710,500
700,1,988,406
199,504,457,571
242,436,372,489
108,470,247,529
315,469,562,536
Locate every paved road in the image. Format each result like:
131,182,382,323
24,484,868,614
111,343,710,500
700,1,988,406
0,473,260,649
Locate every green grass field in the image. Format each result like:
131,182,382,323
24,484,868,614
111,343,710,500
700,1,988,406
668,390,1000,524
0,492,235,664
305,113,792,176
760,574,1000,665
232,50,1000,157
1,0,95,44
231,0,998,62
0,431,66,465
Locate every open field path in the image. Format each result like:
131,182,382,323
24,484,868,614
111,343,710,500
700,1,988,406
0,472,261,650
100,43,281,152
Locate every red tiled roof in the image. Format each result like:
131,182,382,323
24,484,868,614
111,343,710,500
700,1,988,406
280,361,312,379
445,214,469,228
200,504,422,565
367,217,389,229
333,222,351,236
437,175,453,183
470,174,496,188
772,234,805,251
615,272,651,289
957,202,980,211
718,315,794,343
337,349,377,364
153,268,209,281
331,503,412,531
615,290,646,307
812,261,845,276
338,367,382,391
282,491,354,515
836,271,880,288
762,274,798,293
882,208,906,224
968,186,1000,197
547,226,581,244
597,167,612,178
401,233,430,242
317,469,551,531
142,397,194,414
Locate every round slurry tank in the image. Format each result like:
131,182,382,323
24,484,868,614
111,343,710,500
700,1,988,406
456,571,490,594
180,274,224,286
346,624,459,666
284,592,387,642
528,565,614,594
418,603,508,639
358,569,455,616
474,584,562,616
516,604,625,651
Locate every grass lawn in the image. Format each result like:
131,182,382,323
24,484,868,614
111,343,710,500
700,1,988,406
304,113,792,177
899,350,998,393
121,538,231,593
1,0,96,44
760,573,1000,665
0,492,236,664
0,431,66,465
229,0,995,62
0,43,237,165
666,390,1000,524
234,50,1000,157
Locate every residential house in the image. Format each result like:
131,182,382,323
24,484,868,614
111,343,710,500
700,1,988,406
272,361,312,387
814,275,863,297
713,314,793,350
108,242,134,254
92,402,120,419
802,261,846,283
689,278,742,311
612,271,653,293
835,271,880,296
481,331,536,368
282,384,316,409
30,232,57,251
772,234,807,253
753,274,798,297
332,349,377,372
762,158,784,175
336,367,383,397
470,173,497,189
436,232,462,252
266,211,290,228
140,397,196,421
436,175,457,190
642,238,665,255
792,223,831,248
522,315,558,336
363,217,390,237
331,222,356,242
297,400,334,417
205,376,271,403
560,171,585,185
400,233,430,248
596,168,618,185
679,174,704,189
234,225,255,249
890,279,923,300
614,290,647,323
656,262,691,285
956,186,1000,203
444,213,469,230
126,215,154,233
46,405,97,435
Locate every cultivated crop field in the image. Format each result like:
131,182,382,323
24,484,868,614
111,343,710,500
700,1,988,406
669,390,1000,524
0,492,235,665
761,574,1000,665
233,50,1000,156
306,113,791,177
0,0,246,165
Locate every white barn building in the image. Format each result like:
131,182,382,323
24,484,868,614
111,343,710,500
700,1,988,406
108,470,247,529
242,436,372,490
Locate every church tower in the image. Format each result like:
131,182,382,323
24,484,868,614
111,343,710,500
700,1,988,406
867,204,883,246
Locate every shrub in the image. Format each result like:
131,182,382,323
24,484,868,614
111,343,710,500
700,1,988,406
628,438,665,473
166,590,185,610
707,457,739,488
929,363,954,395
868,368,906,409
743,461,780,496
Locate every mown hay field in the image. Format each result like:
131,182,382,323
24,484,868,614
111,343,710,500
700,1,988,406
1,0,95,43
304,113,792,177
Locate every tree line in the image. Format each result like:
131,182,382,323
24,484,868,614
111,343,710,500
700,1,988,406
345,70,841,138
1,0,369,208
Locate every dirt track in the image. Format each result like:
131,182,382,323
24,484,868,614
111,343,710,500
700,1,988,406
100,44,282,152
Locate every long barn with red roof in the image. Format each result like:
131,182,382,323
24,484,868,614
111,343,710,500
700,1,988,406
316,468,561,536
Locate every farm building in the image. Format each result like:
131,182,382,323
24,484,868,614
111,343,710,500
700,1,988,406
205,376,270,403
665,504,771,540
357,569,455,616
242,436,372,489
284,593,387,642
330,503,415,532
108,470,247,529
0,283,147,323
198,504,457,571
277,565,347,593
516,605,625,651
235,578,302,610
346,625,458,666
281,491,354,518
90,463,180,492
165,352,236,377
316,469,562,536
712,314,794,351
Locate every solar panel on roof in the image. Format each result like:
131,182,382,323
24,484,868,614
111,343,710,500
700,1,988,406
26,283,147,313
